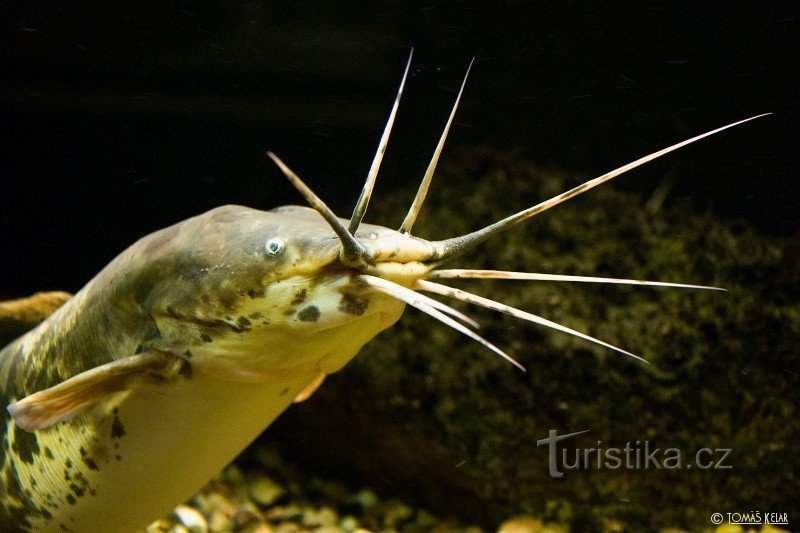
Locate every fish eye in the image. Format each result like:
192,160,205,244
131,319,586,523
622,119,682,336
264,237,286,256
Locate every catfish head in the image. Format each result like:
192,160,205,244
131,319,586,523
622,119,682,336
134,53,762,384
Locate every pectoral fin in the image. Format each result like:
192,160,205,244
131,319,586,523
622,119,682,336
7,350,184,432
293,372,326,403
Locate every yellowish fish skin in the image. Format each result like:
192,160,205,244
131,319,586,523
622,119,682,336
0,205,412,532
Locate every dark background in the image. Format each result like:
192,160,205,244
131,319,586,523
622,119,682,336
1,1,797,296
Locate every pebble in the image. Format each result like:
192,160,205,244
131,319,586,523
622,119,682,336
265,503,303,522
207,511,234,532
302,506,339,527
414,509,439,529
351,488,379,509
339,515,359,532
381,499,413,528
220,464,245,487
498,516,570,533
203,492,240,517
248,476,284,507
233,508,262,528
173,504,208,533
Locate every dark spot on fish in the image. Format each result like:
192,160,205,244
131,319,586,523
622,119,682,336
249,312,263,319
5,461,24,499
166,305,176,315
178,361,193,379
12,424,40,464
65,459,72,469
74,471,88,485
291,289,307,305
66,494,76,505
237,316,252,329
280,388,289,396
111,415,126,439
83,456,98,471
0,503,32,529
41,508,52,520
69,484,84,497
115,454,122,461
3,450,21,499
201,333,213,343
283,309,296,316
45,447,54,460
64,469,71,481
248,289,265,298
184,349,193,358
338,294,369,316
298,306,320,322
77,447,99,470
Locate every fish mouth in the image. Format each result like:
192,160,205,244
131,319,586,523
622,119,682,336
163,312,254,335
358,259,431,288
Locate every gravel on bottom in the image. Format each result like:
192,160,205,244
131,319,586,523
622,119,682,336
143,445,493,533
143,445,793,533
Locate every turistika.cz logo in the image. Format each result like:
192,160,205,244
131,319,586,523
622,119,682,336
536,430,733,478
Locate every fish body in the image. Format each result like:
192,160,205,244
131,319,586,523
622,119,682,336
0,205,409,531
